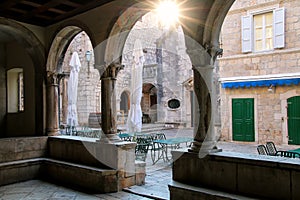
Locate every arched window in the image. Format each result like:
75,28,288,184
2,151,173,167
7,68,24,113
120,91,129,114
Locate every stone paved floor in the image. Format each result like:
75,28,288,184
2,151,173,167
1,127,299,200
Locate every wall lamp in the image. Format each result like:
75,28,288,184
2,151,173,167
85,50,92,77
268,84,275,93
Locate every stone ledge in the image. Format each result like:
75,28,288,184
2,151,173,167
0,158,118,193
172,150,300,200
169,181,257,200
41,158,118,193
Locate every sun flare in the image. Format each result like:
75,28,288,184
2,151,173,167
155,0,180,28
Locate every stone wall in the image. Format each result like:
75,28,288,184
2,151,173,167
61,12,194,127
171,150,300,200
219,0,300,144
61,32,100,126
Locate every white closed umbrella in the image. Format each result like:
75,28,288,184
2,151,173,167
67,51,81,133
126,40,145,133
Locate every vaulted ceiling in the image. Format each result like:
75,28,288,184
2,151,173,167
0,0,115,26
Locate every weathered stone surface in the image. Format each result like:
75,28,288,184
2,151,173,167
172,150,300,200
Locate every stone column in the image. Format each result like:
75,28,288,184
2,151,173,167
0,45,6,134
46,72,59,136
187,45,222,155
100,63,124,141
156,40,164,122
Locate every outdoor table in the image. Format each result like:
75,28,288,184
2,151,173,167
287,148,300,154
152,137,193,163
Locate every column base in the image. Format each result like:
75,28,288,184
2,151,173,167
97,133,122,143
47,128,60,136
188,140,222,156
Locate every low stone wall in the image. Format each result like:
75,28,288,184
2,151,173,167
0,158,42,186
171,150,300,200
0,136,145,193
0,137,47,163
41,158,118,193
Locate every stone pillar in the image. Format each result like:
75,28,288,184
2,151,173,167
0,44,6,135
156,41,164,122
46,72,59,136
187,45,223,155
100,63,124,140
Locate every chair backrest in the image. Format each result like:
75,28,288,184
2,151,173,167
266,142,277,156
154,133,166,140
135,137,150,161
257,145,268,155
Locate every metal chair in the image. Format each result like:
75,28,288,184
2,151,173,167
257,145,268,155
266,141,278,156
135,137,150,162
150,133,167,164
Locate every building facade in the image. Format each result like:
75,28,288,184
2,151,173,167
60,12,194,128
219,0,300,145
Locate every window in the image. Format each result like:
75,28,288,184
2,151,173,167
7,68,24,113
254,12,273,51
242,8,285,53
168,99,180,109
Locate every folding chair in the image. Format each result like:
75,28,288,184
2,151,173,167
266,141,278,156
257,145,268,155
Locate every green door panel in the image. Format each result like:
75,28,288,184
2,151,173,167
232,98,255,142
287,96,300,145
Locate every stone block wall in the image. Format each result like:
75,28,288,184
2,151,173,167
219,0,300,145
0,137,47,163
171,150,300,200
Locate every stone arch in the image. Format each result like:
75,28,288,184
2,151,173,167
0,18,45,135
45,23,95,135
103,3,149,67
46,23,94,73
98,0,235,145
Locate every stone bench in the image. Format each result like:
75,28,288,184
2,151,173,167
42,158,118,193
0,136,145,193
171,150,300,200
0,158,118,193
169,180,256,200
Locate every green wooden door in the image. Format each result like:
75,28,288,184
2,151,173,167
287,96,300,145
232,98,255,142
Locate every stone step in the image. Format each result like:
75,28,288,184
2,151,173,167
0,158,118,193
117,123,175,133
169,181,259,200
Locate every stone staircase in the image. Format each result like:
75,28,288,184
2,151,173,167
117,123,176,133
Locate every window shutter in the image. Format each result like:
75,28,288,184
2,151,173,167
274,8,285,49
241,15,252,53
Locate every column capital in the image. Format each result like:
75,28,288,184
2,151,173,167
204,43,223,64
46,71,58,86
100,62,124,80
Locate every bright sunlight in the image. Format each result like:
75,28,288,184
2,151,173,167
155,0,180,28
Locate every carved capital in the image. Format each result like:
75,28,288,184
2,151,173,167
100,62,124,80
204,43,223,64
46,71,58,86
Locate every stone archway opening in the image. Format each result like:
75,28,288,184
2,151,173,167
0,19,45,136
142,83,158,123
118,11,194,129
46,26,100,135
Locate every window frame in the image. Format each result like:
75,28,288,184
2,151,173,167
241,7,285,53
7,68,24,113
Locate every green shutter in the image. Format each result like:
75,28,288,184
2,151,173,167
287,96,300,145
232,98,255,142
